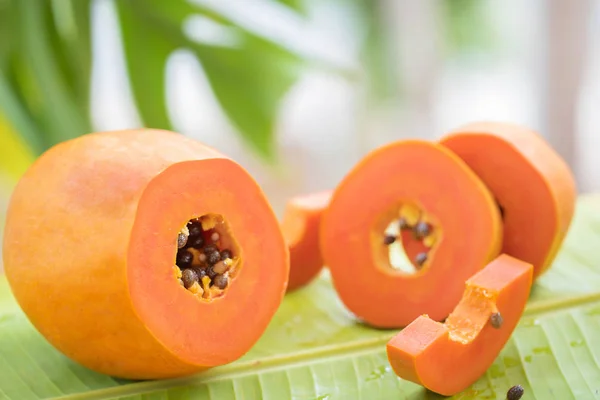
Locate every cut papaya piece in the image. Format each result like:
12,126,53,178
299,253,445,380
2,129,289,380
281,190,331,292
440,122,577,278
320,140,503,328
386,254,533,396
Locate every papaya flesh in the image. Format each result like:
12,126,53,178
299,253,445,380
281,190,331,292
320,140,503,328
440,121,577,278
2,129,289,380
386,254,533,396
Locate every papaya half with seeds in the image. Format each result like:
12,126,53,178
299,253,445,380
320,140,503,328
386,254,533,396
2,129,289,380
281,190,331,292
439,121,577,278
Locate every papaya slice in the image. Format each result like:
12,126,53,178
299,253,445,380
2,129,289,380
386,254,533,396
440,122,577,278
320,140,503,328
281,190,331,292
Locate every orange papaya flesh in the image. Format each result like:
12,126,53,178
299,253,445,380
320,140,503,328
440,122,577,278
2,129,289,380
281,190,331,292
386,254,533,396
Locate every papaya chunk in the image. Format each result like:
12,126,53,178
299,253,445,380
2,129,289,379
281,190,331,292
386,254,533,396
440,122,577,278
320,140,503,328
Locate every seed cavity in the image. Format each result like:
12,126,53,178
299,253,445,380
177,226,189,249
207,251,221,265
193,266,207,280
423,230,438,248
213,274,229,289
188,235,204,248
212,260,230,274
175,215,240,300
379,202,442,275
398,203,421,225
490,312,503,329
412,221,431,240
385,203,438,274
207,265,217,279
506,384,524,400
414,252,428,267
203,244,217,254
220,249,232,260
181,268,199,289
398,217,410,230
176,249,193,269
187,220,202,238
383,235,396,245
188,281,203,295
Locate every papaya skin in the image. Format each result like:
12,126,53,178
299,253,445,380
320,140,503,328
440,121,577,278
281,191,331,292
386,254,533,396
2,129,289,380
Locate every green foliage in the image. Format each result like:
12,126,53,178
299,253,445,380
0,0,92,154
115,0,302,160
357,0,399,101
277,0,307,15
0,0,496,163
442,0,497,55
0,196,599,399
0,0,306,160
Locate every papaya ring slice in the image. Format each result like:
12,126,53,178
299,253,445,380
320,140,503,328
130,158,288,370
386,254,533,396
439,122,577,278
3,129,289,379
281,190,331,292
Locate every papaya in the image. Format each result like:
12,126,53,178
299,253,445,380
2,129,289,380
386,254,533,396
281,191,331,292
320,140,503,328
439,122,577,278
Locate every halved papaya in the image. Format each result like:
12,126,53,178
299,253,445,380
439,122,577,278
281,191,331,292
320,140,503,328
2,129,289,379
386,254,533,396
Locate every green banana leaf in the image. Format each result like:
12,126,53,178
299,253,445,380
0,195,599,399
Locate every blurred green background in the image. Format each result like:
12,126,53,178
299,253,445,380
0,0,598,221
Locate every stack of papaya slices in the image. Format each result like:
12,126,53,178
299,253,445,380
281,121,576,395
